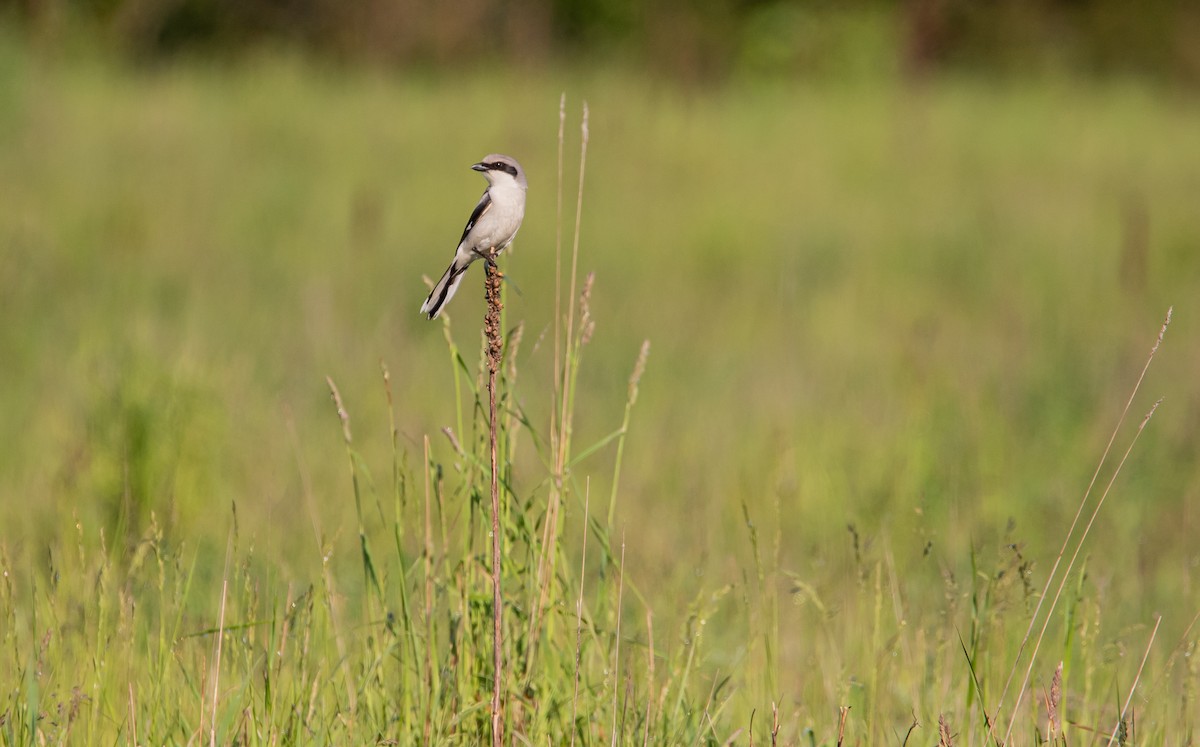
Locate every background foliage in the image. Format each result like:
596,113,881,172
5,0,1200,82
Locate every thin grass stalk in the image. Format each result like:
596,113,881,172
422,435,437,743
528,102,590,672
485,261,505,747
320,381,358,715
1140,606,1200,706
210,534,232,747
610,531,626,747
769,489,782,703
197,656,207,745
1105,611,1163,742
990,307,1171,740
870,561,883,742
439,314,466,443
570,484,590,747
502,323,525,470
537,90,568,681
1003,398,1162,743
607,340,649,529
671,586,730,723
536,93,566,686
556,103,590,505
552,93,566,456
643,608,655,747
382,362,420,731
327,377,383,610
561,274,594,502
741,499,771,703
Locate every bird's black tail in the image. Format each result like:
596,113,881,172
420,258,469,320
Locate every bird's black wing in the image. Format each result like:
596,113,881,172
458,191,492,247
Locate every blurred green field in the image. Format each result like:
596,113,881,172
1,30,1199,744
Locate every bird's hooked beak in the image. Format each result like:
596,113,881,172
471,162,488,172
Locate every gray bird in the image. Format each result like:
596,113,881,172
420,154,528,320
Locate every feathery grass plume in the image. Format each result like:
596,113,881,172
1046,660,1063,741
578,271,595,345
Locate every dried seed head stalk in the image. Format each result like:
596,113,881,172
937,714,954,747
483,259,505,746
485,264,504,373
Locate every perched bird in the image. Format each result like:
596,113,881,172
420,154,528,320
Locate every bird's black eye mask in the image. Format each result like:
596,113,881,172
489,162,519,177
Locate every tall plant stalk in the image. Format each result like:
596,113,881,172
484,261,505,746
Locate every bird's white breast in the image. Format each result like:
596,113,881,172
469,182,526,254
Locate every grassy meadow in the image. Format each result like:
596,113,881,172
2,31,1200,744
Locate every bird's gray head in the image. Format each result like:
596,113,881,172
472,154,527,190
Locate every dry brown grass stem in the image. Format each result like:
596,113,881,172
992,306,1171,744
485,261,505,747
836,706,850,747
900,712,919,747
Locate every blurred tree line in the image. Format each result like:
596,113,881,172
6,0,1199,82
